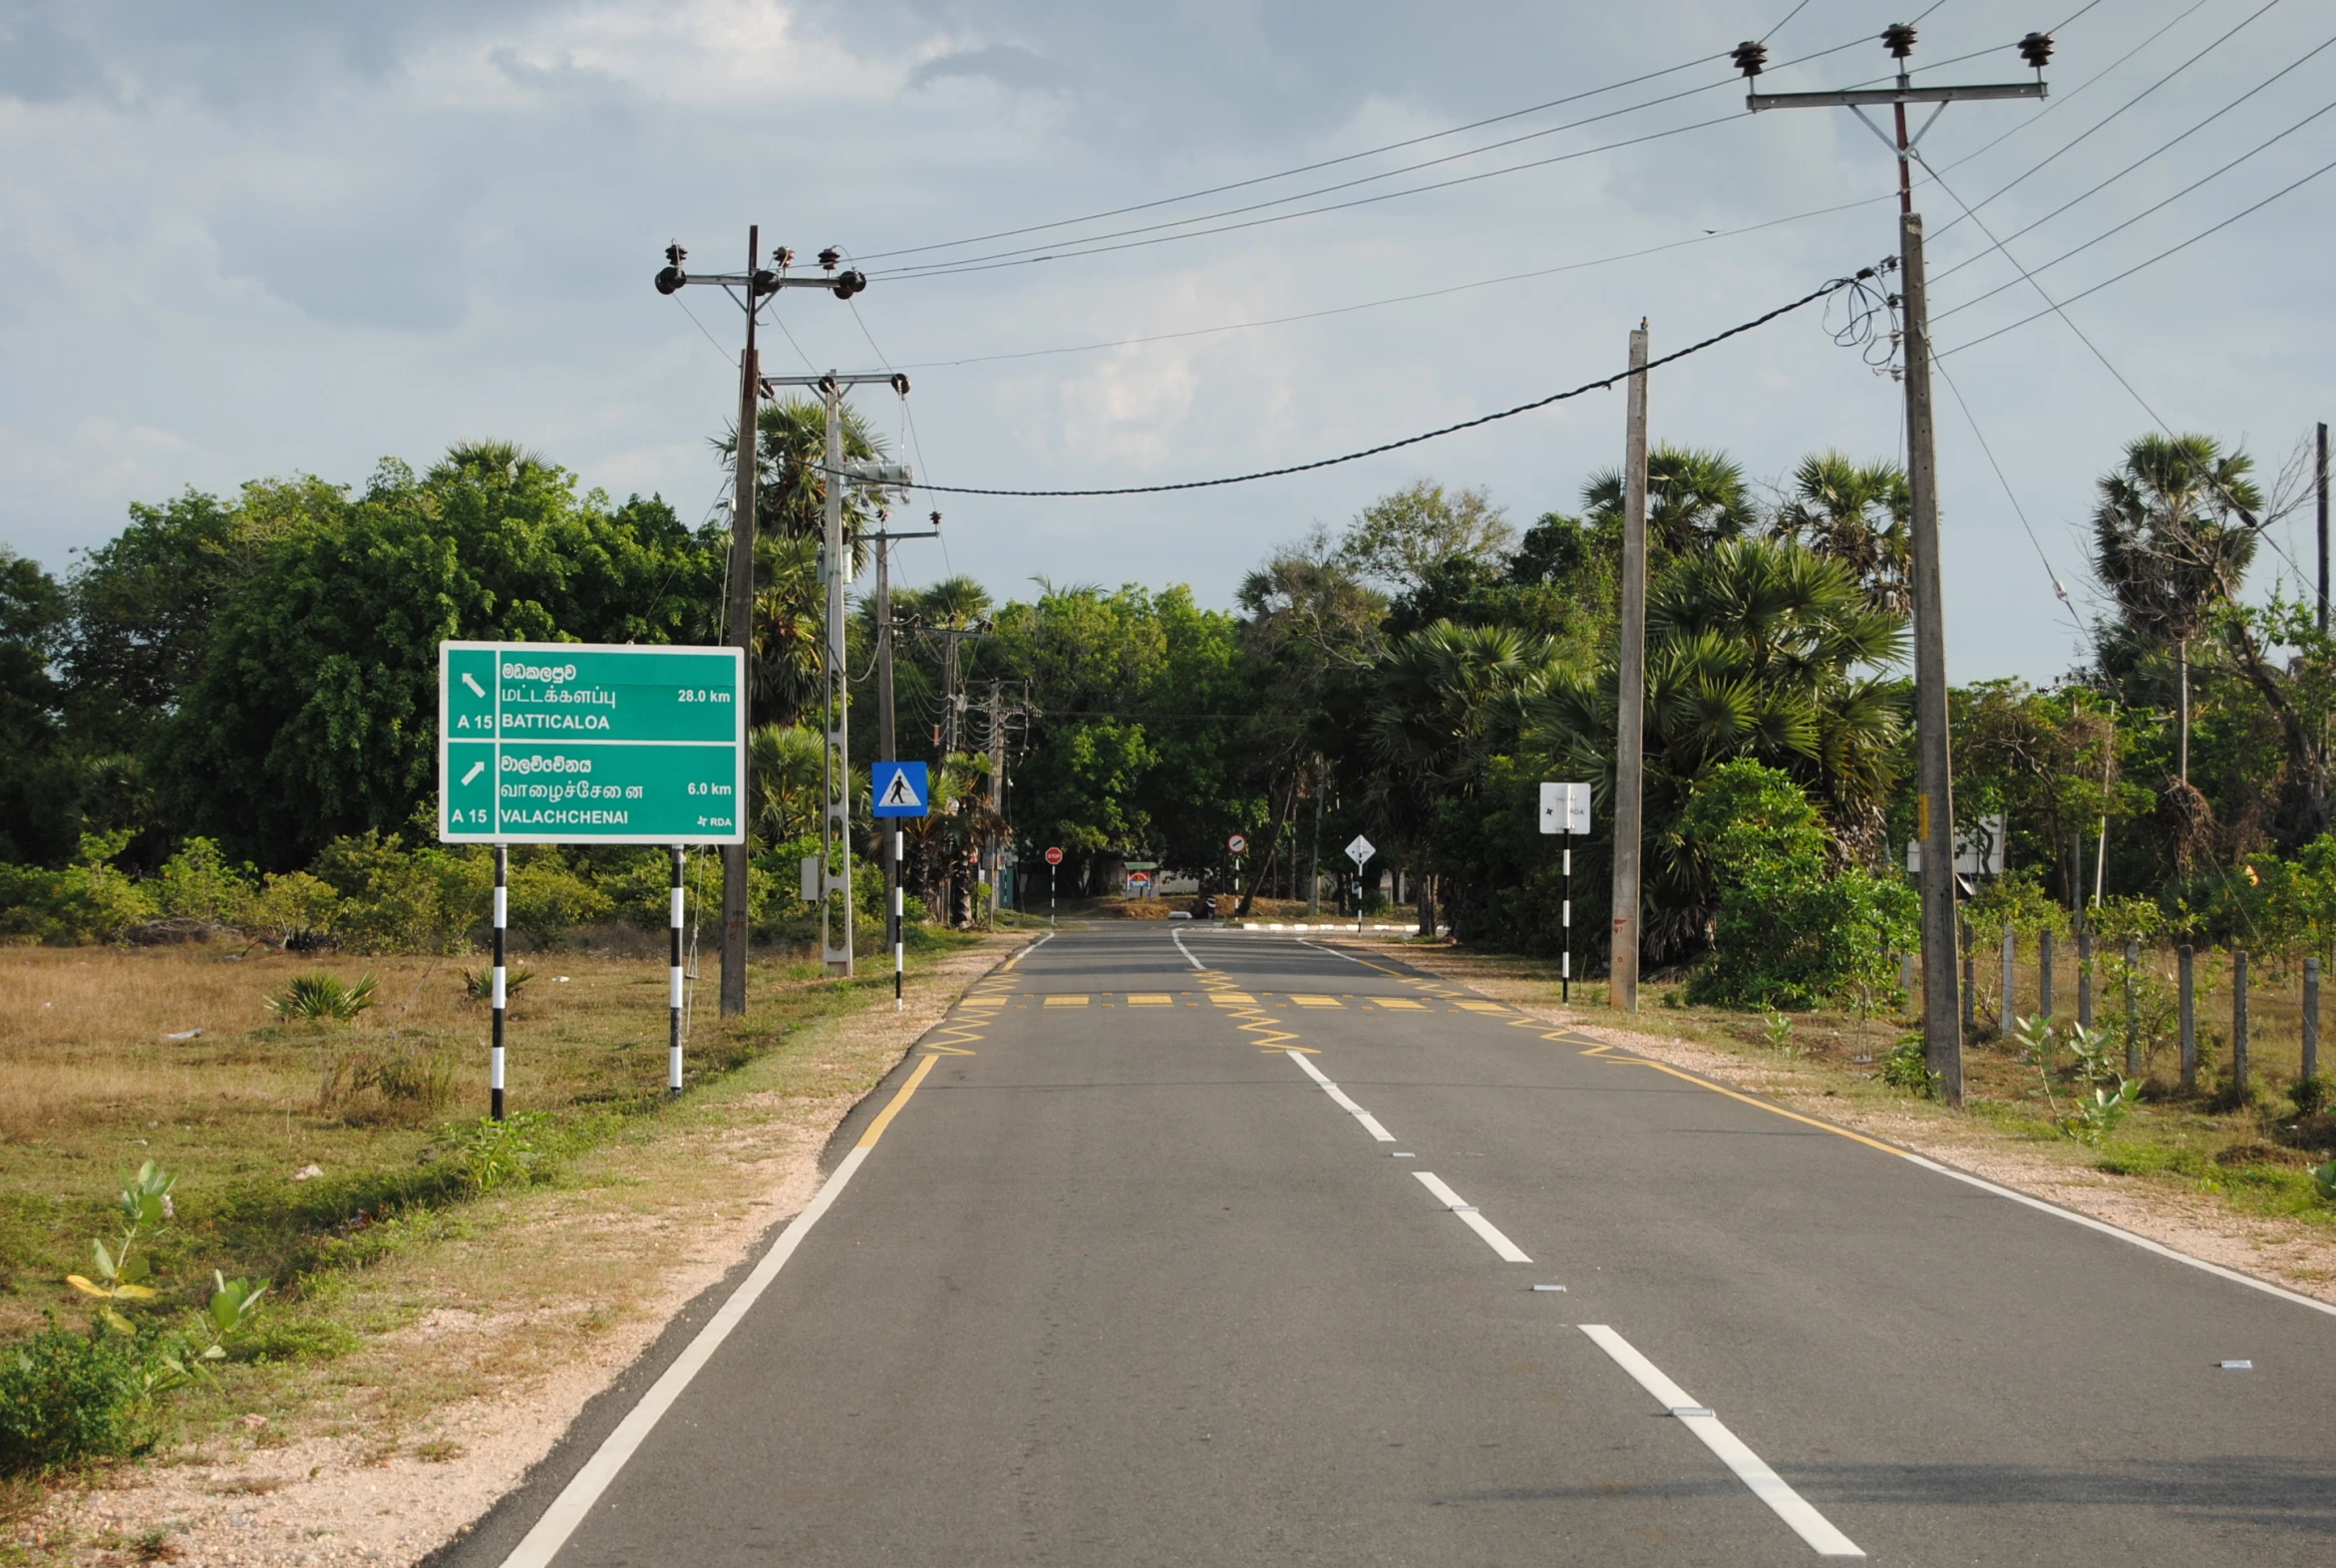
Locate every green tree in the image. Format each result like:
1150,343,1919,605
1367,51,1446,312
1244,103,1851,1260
155,445,723,868
1770,452,1910,614
1526,537,1908,956
1583,445,1756,558
1337,481,1514,593
2090,433,2262,789
0,548,74,863
1681,760,1916,1010
1366,621,1568,934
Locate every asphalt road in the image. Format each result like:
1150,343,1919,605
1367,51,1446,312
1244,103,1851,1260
446,926,2336,1567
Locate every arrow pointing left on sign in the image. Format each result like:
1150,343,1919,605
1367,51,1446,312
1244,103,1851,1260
463,672,488,698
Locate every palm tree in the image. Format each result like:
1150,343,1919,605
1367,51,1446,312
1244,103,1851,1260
1770,452,1910,614
1368,621,1570,934
749,723,827,844
2090,434,2261,785
1526,537,1908,956
713,396,891,572
1583,446,1757,557
749,533,825,729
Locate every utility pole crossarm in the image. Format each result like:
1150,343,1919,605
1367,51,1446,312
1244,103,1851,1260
1747,82,2043,111
762,372,910,390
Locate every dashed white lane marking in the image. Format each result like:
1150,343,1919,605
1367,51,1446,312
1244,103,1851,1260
1411,1170,1532,1263
1578,1325,1863,1559
1285,1049,1397,1141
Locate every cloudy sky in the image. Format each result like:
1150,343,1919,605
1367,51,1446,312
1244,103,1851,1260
3,0,2330,681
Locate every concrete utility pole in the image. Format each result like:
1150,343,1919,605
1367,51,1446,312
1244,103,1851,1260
867,508,940,961
1609,322,1650,1013
1734,23,2052,1105
758,369,913,978
2317,421,2328,637
653,230,867,1014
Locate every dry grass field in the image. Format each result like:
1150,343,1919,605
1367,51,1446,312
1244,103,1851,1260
0,929,1011,1566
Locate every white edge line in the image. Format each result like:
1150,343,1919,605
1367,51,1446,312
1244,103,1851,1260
1296,936,1373,967
1412,1170,1531,1262
1578,1325,1864,1559
498,1144,873,1568
1900,1153,2336,1320
999,931,1054,972
1168,926,1204,970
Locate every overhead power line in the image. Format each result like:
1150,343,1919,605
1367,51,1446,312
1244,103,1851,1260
848,263,1883,497
1937,149,2336,359
1933,0,2291,239
1931,29,2336,282
857,10,1899,272
1933,94,2336,322
892,189,1899,371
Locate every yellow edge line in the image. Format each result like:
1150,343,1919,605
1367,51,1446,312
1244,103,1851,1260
1572,1034,1910,1159
856,1052,942,1148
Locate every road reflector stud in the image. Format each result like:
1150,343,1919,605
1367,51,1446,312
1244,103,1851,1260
1670,1407,1717,1419
1392,1151,1416,1158
1531,1284,1568,1293
2218,1360,2254,1370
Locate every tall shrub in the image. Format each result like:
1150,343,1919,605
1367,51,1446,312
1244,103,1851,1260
1683,760,1916,1010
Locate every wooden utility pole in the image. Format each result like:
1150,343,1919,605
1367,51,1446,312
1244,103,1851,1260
1903,211,1964,1104
1609,321,1650,1012
719,225,761,1018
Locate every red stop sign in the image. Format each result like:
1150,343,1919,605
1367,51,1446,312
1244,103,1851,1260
1044,846,1064,866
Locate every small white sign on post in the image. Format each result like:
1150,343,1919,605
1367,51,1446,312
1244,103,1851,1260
1539,782,1592,835
1344,834,1376,869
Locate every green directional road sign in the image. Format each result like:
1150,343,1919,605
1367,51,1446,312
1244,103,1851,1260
439,642,746,844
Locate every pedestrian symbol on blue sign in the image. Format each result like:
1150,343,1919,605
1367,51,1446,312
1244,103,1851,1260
871,761,930,817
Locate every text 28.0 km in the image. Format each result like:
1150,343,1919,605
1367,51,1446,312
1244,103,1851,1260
675,689,733,703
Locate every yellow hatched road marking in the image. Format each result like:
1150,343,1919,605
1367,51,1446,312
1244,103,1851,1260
1371,998,1427,1010
1290,995,1343,1008
1044,995,1090,1007
1209,993,1258,1006
1127,994,1173,1006
1459,1001,1508,1013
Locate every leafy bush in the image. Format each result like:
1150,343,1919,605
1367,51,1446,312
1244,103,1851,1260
2294,1074,2335,1117
0,1317,163,1472
1681,762,1917,1011
311,832,488,954
435,1114,547,1194
152,837,251,924
266,973,378,1022
462,965,532,1003
0,832,157,943
1881,1034,1940,1097
507,848,611,944
1963,867,2069,942
242,869,341,949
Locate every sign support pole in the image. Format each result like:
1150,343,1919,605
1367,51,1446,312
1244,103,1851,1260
492,844,508,1121
1050,864,1057,928
892,829,904,1011
1562,846,1572,1004
669,845,685,1097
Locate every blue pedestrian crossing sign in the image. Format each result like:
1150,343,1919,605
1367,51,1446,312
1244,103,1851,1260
871,761,930,818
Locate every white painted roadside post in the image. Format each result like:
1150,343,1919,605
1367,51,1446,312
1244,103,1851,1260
870,762,930,1012
668,846,685,1097
1345,834,1376,936
492,845,508,1121
1539,783,1592,1003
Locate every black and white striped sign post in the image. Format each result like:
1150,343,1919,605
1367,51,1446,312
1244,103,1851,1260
669,845,686,1097
1540,783,1591,1003
492,845,508,1120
